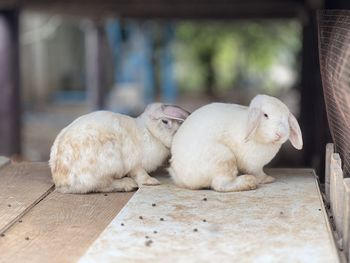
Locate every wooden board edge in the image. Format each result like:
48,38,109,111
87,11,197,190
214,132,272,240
0,185,55,235
77,188,140,261
265,168,315,174
313,169,342,263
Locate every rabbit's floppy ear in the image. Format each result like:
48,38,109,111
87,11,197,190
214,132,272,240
162,105,190,122
245,95,263,141
288,113,303,150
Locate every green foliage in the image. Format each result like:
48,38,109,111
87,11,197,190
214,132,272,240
173,20,301,94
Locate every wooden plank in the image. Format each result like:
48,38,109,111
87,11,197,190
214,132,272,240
80,169,339,263
0,9,21,156
0,189,134,263
330,153,345,243
0,162,54,235
325,143,334,203
343,178,350,261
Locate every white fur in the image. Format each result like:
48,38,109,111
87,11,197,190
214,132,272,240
49,103,189,194
169,94,303,192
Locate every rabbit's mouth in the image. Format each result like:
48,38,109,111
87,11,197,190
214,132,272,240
273,136,283,144
273,136,288,144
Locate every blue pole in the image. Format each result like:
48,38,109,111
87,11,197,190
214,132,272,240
161,23,177,103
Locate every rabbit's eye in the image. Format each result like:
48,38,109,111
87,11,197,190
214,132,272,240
162,119,169,125
264,113,269,118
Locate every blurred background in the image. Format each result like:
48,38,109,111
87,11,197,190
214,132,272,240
21,17,301,161
0,0,349,179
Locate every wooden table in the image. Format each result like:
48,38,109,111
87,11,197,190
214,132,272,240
0,159,134,263
0,159,340,263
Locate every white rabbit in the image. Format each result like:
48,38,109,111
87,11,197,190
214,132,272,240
49,103,190,194
168,94,303,192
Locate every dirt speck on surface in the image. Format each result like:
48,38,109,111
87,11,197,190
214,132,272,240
145,240,153,247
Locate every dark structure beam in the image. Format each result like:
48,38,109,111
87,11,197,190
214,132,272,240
0,9,20,157
300,9,331,180
20,0,308,19
85,21,106,110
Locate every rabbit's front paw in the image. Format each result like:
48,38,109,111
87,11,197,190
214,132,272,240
239,174,258,190
259,175,275,184
142,176,161,186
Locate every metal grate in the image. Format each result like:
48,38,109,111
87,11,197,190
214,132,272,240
318,10,350,178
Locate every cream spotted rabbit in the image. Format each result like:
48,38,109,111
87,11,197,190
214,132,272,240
50,103,190,194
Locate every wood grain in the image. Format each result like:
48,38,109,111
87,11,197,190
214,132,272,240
0,189,134,263
0,162,53,234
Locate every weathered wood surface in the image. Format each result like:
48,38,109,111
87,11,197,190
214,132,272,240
0,162,134,263
0,162,53,234
0,190,134,263
80,169,339,263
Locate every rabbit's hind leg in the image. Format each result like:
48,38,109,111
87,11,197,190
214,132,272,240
254,172,275,184
56,177,138,193
210,158,257,192
212,174,257,192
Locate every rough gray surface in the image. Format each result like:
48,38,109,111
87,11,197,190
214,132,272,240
80,169,338,262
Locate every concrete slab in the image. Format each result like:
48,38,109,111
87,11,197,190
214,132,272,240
79,169,339,263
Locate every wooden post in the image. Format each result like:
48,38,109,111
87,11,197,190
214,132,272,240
343,178,350,260
325,143,334,203
84,20,105,110
330,153,345,246
0,10,20,156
